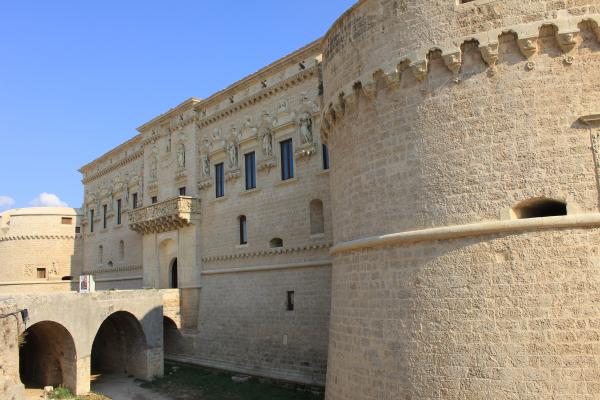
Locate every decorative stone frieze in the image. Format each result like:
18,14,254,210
202,242,332,263
128,196,200,234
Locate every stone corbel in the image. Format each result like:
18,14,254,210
442,51,462,82
556,31,578,53
343,90,358,113
517,36,538,59
332,95,345,118
361,81,377,100
409,59,428,82
198,178,213,190
479,42,499,73
225,169,240,182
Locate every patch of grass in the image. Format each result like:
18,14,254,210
143,363,324,400
48,387,109,400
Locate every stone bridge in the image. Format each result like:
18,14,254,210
0,290,164,396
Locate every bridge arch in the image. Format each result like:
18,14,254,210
91,311,148,379
19,320,77,393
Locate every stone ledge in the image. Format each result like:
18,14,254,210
202,259,332,275
331,214,600,255
202,242,332,262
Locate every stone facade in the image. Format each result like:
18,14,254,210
3,1,600,398
0,208,82,293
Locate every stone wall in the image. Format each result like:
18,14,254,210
322,0,600,399
0,208,82,292
0,302,24,400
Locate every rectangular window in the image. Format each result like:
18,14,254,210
239,216,247,245
75,226,81,234
61,217,73,225
117,199,122,225
280,139,294,180
37,268,46,279
322,144,330,170
215,163,225,198
132,193,138,209
245,152,256,190
90,210,94,233
102,204,107,229
179,187,187,196
286,291,295,311
151,196,158,204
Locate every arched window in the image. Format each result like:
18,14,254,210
512,198,567,219
98,245,103,265
310,199,325,235
238,215,248,245
270,238,283,248
170,259,178,289
119,240,125,261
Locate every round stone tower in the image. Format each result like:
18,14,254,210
321,1,600,399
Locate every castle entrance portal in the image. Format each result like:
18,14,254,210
19,321,77,392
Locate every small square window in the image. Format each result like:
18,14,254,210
37,268,47,279
179,187,187,196
75,226,81,234
152,196,158,204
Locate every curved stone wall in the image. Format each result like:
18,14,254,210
322,1,600,398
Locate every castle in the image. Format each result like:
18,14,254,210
3,1,600,399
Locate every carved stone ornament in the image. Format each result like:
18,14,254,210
361,82,377,100
557,31,577,54
480,42,499,75
176,142,186,169
410,60,428,82
258,112,274,158
442,51,462,82
517,37,538,59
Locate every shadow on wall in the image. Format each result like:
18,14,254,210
18,302,164,395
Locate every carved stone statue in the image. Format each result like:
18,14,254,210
150,156,158,181
298,111,313,144
107,191,114,212
176,142,186,168
201,154,210,178
278,100,288,114
259,112,273,157
227,142,238,169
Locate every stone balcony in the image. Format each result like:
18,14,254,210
128,196,200,234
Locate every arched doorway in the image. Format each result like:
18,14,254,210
170,258,178,289
158,238,177,289
91,311,148,379
19,321,77,392
163,317,182,356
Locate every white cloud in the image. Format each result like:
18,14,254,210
0,196,15,209
30,193,68,207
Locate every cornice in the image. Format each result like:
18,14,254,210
86,265,142,274
331,214,600,256
0,234,81,242
81,150,143,184
321,14,600,141
201,242,332,263
196,66,320,129
136,98,202,133
79,134,143,174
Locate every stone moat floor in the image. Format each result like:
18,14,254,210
25,363,324,400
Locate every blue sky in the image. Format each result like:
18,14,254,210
0,1,355,210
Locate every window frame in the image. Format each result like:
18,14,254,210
239,215,248,245
322,144,330,170
102,204,107,229
116,199,122,225
244,152,256,190
215,163,225,198
280,138,294,181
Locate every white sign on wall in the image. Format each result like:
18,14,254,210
79,275,95,293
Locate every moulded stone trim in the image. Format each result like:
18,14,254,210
330,214,600,255
202,259,332,275
202,242,332,262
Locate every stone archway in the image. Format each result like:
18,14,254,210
19,321,77,393
158,239,177,289
169,258,178,289
91,311,148,380
163,316,183,357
